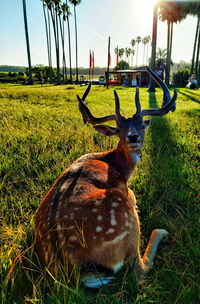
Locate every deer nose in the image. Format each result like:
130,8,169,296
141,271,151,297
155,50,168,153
126,134,140,143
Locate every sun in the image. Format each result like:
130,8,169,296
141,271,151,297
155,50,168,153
134,0,158,25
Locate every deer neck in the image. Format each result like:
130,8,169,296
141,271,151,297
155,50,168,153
105,141,140,182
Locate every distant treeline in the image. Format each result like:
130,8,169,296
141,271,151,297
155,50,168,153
0,65,106,76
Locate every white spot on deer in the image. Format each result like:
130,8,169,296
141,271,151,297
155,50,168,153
117,197,122,201
95,201,101,206
96,226,102,232
60,181,69,192
93,235,97,239
111,217,117,226
106,228,115,234
112,202,119,207
110,209,115,215
92,208,97,212
97,215,102,221
74,207,79,211
124,212,128,219
103,231,130,246
125,220,131,228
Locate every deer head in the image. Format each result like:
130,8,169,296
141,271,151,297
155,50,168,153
77,67,177,156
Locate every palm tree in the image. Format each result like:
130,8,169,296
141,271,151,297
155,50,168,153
69,0,81,84
156,48,167,69
136,36,141,67
142,37,148,65
130,39,136,67
145,35,151,65
59,3,68,83
42,1,53,83
191,17,200,74
159,1,187,85
45,0,61,84
124,48,131,65
149,4,158,91
119,48,124,60
66,0,73,84
22,0,32,83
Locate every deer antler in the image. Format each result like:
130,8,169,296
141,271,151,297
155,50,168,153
134,67,177,117
77,83,117,125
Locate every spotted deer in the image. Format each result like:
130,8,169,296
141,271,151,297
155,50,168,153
35,67,177,288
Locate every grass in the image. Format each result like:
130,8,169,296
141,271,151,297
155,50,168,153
0,83,200,303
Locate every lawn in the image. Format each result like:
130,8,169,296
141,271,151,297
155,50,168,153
0,83,200,303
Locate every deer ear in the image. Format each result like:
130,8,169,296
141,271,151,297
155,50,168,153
93,125,117,137
143,118,151,128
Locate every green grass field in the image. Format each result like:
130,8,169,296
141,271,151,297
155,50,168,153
0,83,200,303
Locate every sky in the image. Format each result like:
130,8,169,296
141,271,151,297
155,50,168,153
0,0,198,69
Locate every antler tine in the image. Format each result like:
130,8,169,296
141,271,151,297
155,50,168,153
81,82,91,102
135,86,141,114
140,89,177,117
146,66,176,111
114,91,122,119
146,66,171,105
77,85,117,125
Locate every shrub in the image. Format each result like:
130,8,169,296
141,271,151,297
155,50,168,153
172,68,190,87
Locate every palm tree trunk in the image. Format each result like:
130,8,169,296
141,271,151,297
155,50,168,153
66,0,73,84
59,14,68,83
149,5,158,91
22,0,32,83
191,17,200,74
43,2,53,83
195,27,200,79
50,5,61,84
165,20,171,86
47,8,53,83
74,5,79,84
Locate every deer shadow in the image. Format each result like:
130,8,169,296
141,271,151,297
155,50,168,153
137,91,185,231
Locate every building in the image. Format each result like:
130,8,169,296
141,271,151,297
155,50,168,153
105,66,164,87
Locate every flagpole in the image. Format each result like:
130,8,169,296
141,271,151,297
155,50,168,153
89,50,91,82
92,51,94,84
107,36,110,89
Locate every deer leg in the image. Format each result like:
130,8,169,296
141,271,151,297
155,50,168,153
142,229,168,270
133,229,168,282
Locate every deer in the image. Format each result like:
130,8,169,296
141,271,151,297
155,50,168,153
35,67,177,288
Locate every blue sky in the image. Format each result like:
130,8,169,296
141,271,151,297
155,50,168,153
0,0,198,68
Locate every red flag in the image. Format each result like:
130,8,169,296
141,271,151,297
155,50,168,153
89,50,92,69
109,53,111,67
92,51,94,69
116,47,119,67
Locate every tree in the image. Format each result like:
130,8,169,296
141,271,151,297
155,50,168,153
42,1,53,83
44,0,62,84
69,0,81,84
59,3,68,83
156,48,167,69
65,0,73,83
22,0,32,83
125,48,132,65
142,37,148,65
159,1,188,85
118,60,129,70
136,36,141,67
130,39,136,67
118,48,124,60
145,35,151,65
